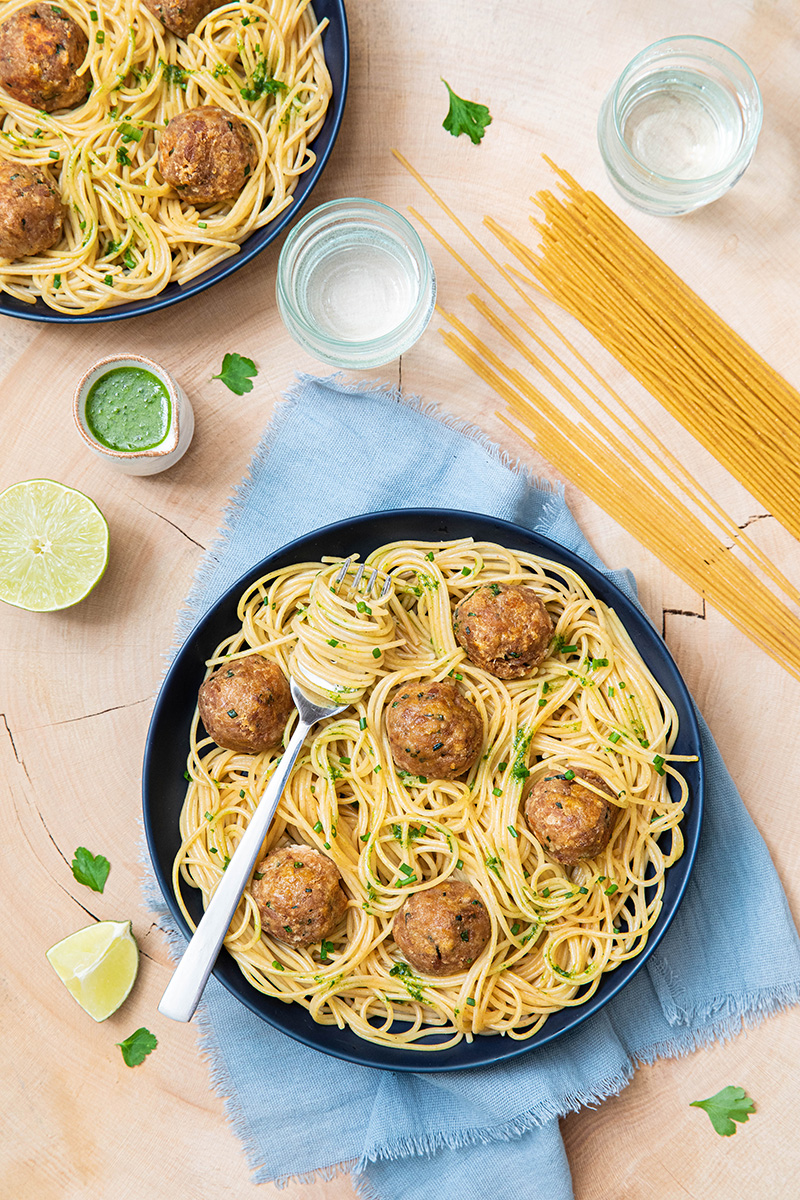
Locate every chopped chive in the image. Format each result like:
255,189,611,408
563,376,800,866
578,886,589,894
204,811,212,821
272,960,284,970
209,847,218,854
327,638,339,647
53,273,61,289
95,30,105,42
608,731,621,744
323,841,331,849
425,551,434,560
507,825,518,838
399,863,414,877
608,686,615,697
454,672,463,681
103,274,113,285
542,887,550,897
48,149,59,159
591,658,609,669
559,644,578,654
398,873,417,886
492,787,502,797
604,883,618,895
90,8,98,16
372,647,381,658
538,698,547,707
564,770,575,781
652,754,665,775
340,756,351,766
239,789,245,798
374,765,381,772
466,997,476,1006
313,821,323,833
498,762,507,772
360,832,370,841
359,716,367,730
198,221,207,229
510,922,520,935
461,566,470,575
183,769,191,780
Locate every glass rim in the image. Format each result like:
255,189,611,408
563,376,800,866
276,197,435,353
608,34,763,186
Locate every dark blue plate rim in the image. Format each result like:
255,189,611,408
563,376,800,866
142,508,704,1072
0,0,349,323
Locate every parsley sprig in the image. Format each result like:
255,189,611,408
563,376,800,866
690,1086,755,1136
441,78,492,145
212,352,258,395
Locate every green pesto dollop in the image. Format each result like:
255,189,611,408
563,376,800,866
85,367,171,452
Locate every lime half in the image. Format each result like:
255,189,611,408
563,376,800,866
46,919,139,1022
0,479,109,611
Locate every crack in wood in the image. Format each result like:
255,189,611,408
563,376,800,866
32,697,151,730
129,496,206,550
1,712,31,783
738,512,772,530
661,601,706,639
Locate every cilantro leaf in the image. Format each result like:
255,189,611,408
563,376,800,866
212,352,258,395
690,1086,755,1136
117,1027,158,1067
71,847,110,893
441,78,492,145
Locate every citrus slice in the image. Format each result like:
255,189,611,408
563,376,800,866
46,920,139,1022
0,479,109,611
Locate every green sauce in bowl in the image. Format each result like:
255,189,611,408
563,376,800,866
85,367,171,452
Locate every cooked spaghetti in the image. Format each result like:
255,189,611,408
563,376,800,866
0,0,331,313
173,539,691,1052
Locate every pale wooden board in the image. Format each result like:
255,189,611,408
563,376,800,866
2,1,800,1197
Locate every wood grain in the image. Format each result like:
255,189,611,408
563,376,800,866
2,1,800,1197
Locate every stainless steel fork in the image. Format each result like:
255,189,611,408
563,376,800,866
158,557,386,1023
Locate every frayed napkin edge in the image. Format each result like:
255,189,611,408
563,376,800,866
164,370,564,671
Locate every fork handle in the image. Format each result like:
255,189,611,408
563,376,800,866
158,718,312,1023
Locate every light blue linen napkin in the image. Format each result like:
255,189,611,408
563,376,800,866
146,374,800,1200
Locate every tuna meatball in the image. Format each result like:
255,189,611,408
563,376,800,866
453,582,554,679
141,0,218,39
158,106,258,205
251,844,348,947
386,678,482,780
524,767,615,865
393,881,491,976
0,4,88,112
197,654,293,754
0,160,64,259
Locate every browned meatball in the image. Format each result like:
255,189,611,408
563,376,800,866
197,654,293,754
141,0,218,39
393,881,491,976
453,582,554,679
158,106,258,205
0,160,64,259
250,845,348,947
0,4,88,112
524,767,616,865
386,678,482,780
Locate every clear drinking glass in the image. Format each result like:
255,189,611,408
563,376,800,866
597,36,762,216
276,198,436,369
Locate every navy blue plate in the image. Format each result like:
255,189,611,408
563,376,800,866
0,0,349,323
142,509,704,1072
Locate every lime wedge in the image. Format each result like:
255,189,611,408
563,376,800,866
0,479,109,611
46,920,139,1022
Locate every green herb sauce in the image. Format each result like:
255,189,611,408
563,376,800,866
85,367,171,452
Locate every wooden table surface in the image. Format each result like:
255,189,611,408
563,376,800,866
4,1,800,1197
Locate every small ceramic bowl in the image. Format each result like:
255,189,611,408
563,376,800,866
73,354,194,476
